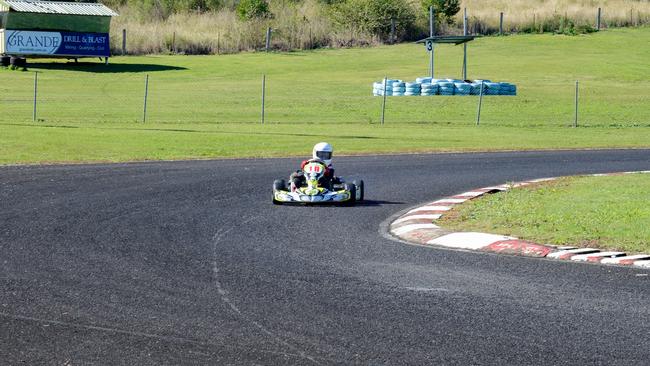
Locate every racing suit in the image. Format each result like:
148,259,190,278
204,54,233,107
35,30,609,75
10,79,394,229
290,159,338,191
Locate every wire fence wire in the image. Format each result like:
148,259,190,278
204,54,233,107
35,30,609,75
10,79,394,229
1,70,648,128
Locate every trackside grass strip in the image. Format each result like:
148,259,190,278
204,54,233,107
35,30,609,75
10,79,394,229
440,174,650,253
0,28,649,164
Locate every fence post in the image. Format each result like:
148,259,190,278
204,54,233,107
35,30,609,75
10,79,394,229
429,6,435,78
261,74,266,124
476,81,484,126
463,8,468,80
597,8,601,30
33,71,38,122
122,29,127,55
265,27,272,52
390,18,396,44
143,74,149,123
574,80,579,128
171,31,176,53
380,76,387,125
499,12,504,35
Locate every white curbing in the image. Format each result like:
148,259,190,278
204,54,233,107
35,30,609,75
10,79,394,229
569,252,626,262
389,171,650,270
393,214,442,224
427,232,515,250
601,255,650,265
633,260,650,268
391,223,440,236
407,205,452,214
547,248,600,259
432,198,468,204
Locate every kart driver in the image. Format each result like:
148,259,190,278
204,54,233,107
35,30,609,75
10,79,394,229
290,142,339,191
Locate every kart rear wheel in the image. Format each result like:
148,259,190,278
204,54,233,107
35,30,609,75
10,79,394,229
353,180,364,202
344,183,356,205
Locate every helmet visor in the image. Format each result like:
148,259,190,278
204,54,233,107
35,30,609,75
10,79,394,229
316,151,332,160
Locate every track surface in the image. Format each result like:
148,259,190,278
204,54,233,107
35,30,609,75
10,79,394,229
1,150,649,365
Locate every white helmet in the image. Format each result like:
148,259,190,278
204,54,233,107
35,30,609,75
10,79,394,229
312,142,333,166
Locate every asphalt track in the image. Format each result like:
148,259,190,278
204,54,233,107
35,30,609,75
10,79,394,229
1,149,649,365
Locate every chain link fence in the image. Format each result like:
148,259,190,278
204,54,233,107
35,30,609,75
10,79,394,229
1,67,648,128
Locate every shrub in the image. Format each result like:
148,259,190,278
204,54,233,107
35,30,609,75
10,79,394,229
237,0,272,20
330,0,416,40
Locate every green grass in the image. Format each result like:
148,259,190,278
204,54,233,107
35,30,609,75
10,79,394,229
1,28,649,164
440,173,650,253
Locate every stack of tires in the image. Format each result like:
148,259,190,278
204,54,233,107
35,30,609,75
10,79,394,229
404,82,421,96
484,82,502,95
438,81,455,95
420,83,438,96
470,80,489,95
499,82,517,95
392,81,406,96
454,82,472,96
373,79,399,96
1,56,11,67
371,77,516,97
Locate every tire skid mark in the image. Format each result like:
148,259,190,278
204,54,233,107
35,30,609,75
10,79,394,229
0,311,311,359
211,217,323,365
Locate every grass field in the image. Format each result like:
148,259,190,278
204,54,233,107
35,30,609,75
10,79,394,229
1,28,649,164
440,173,650,253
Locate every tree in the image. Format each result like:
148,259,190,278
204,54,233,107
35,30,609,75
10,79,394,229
421,0,460,24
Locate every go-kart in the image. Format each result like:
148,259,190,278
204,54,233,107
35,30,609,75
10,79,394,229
273,160,364,205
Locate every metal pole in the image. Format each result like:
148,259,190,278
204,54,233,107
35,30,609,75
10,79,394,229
390,18,396,44
574,80,579,128
265,27,272,52
463,8,467,80
171,31,176,53
476,81,484,126
380,76,387,125
499,12,504,35
33,71,38,122
143,74,149,123
597,8,601,30
261,74,266,124
122,29,126,55
429,6,434,78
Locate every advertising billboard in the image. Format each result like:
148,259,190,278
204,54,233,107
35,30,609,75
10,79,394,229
3,30,110,57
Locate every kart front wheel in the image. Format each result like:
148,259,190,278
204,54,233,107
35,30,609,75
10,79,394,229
273,179,287,191
353,180,364,202
344,183,356,205
273,179,287,205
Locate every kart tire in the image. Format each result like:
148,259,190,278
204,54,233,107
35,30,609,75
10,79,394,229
353,180,364,202
274,179,287,191
272,179,286,205
344,183,356,205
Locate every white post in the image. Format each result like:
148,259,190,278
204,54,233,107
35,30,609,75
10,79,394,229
33,71,38,122
429,6,435,78
574,80,579,128
380,76,388,125
261,74,266,124
463,8,468,80
143,74,149,123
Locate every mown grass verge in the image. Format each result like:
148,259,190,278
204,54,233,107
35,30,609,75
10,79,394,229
440,173,650,253
1,28,649,164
